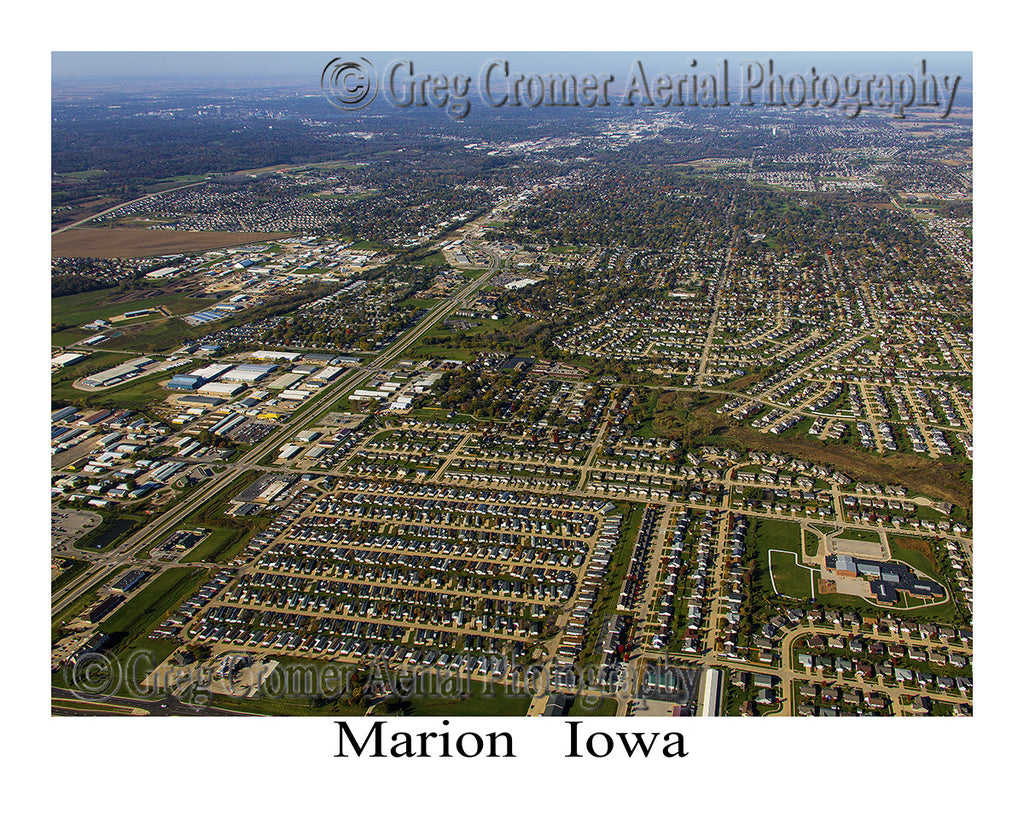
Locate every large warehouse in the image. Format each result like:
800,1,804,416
198,381,245,397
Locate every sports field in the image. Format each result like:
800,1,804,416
768,550,815,599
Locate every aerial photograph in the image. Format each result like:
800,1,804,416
50,50,974,722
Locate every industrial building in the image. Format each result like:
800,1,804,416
80,357,153,388
198,381,245,397
250,350,302,362
221,363,277,383
267,372,304,390
310,366,344,382
144,266,180,279
52,406,78,423
174,394,224,408
112,569,151,594
52,352,87,368
167,374,202,390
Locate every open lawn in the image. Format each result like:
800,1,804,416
567,695,619,716
404,343,477,362
207,666,531,716
52,363,184,410
838,528,882,544
90,316,219,354
404,680,531,716
768,550,814,599
749,517,804,603
53,287,215,329
207,693,368,717
61,168,108,180
101,567,209,638
182,525,258,564
750,518,802,552
409,409,484,425
417,252,448,267
888,536,942,580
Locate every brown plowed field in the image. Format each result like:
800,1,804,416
52,229,295,259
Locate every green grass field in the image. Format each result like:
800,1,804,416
182,525,258,564
206,694,368,717
404,343,477,362
837,528,882,544
62,168,108,180
205,668,532,716
52,288,213,330
416,252,448,267
749,517,804,604
142,174,209,193
408,409,480,425
888,536,942,579
52,559,90,593
768,550,814,599
52,571,116,641
101,566,209,637
93,316,210,354
395,297,440,309
751,518,802,552
52,363,184,410
404,680,531,716
567,696,619,716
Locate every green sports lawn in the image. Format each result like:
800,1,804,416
768,549,814,599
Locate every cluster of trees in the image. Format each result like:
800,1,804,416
52,257,159,293
51,273,108,299
433,369,533,420
497,170,735,249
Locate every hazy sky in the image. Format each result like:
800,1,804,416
52,51,972,85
